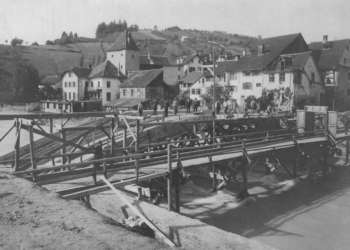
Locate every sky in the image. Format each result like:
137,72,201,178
1,0,350,45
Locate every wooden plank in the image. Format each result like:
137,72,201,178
21,123,89,152
110,118,115,157
28,123,37,181
49,118,53,133
0,112,119,120
0,121,15,142
61,130,66,165
167,144,172,211
32,119,46,133
100,176,176,247
122,116,137,141
135,120,140,182
14,119,21,171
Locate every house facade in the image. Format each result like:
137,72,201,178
61,68,92,101
176,54,204,79
309,36,350,111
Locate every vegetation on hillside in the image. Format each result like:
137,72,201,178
95,20,139,38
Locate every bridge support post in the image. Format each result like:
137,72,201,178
28,122,37,181
123,127,127,162
49,118,53,134
174,169,180,213
110,117,115,157
167,144,173,211
346,137,349,164
61,130,66,166
323,143,328,175
14,118,21,172
135,120,140,182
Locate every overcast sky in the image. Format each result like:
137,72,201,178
1,0,349,45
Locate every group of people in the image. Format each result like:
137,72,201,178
185,98,199,114
214,99,238,115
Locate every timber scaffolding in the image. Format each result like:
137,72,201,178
1,108,350,214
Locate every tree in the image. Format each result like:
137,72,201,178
74,33,78,38
153,25,158,31
122,19,128,30
69,31,73,38
11,62,40,102
61,31,67,38
31,42,39,45
11,37,23,47
200,83,230,108
45,40,54,45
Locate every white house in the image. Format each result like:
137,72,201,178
87,60,126,105
61,67,92,101
175,53,204,80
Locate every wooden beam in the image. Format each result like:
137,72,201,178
61,130,66,165
0,112,119,120
100,176,176,247
167,144,173,211
110,118,115,157
62,118,71,127
135,120,140,182
0,121,15,142
14,119,21,171
49,118,53,133
28,123,37,181
32,119,46,133
21,124,89,152
122,116,137,141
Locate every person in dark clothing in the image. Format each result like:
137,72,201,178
137,101,143,117
153,99,158,116
215,100,221,114
164,100,170,117
192,98,197,112
186,98,192,114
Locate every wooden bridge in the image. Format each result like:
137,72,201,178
1,109,349,213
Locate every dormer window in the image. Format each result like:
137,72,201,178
69,72,71,77
131,54,134,58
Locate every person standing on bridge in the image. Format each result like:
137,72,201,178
172,98,178,115
186,98,192,114
223,99,228,114
215,100,221,115
93,141,104,184
164,99,170,117
137,101,143,117
153,99,158,116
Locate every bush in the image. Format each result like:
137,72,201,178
11,37,23,47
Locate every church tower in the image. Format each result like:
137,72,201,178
106,30,140,76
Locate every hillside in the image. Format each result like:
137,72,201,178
0,28,257,78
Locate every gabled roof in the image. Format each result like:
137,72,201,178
62,67,92,78
176,54,198,66
107,30,140,52
214,33,304,74
41,75,61,85
308,39,350,70
177,72,203,84
140,55,171,66
119,69,163,88
89,60,125,79
288,51,313,70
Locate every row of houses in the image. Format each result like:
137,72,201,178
178,34,350,111
40,31,350,112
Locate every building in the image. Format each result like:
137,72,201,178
212,33,324,109
61,67,92,101
106,30,140,76
40,75,62,91
189,71,216,104
86,60,126,105
309,36,350,111
119,69,172,100
176,53,205,79
177,72,204,93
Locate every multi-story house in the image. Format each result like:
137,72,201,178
61,67,92,101
176,53,204,79
86,60,125,105
177,72,204,93
309,35,350,110
211,33,324,109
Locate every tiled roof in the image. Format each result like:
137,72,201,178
62,67,92,78
119,69,163,88
288,51,312,70
41,75,61,85
140,55,171,66
176,54,197,66
104,98,149,108
89,60,125,79
107,30,140,52
309,39,349,70
214,33,303,74
177,72,203,84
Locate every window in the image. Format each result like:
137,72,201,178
197,67,202,71
46,102,49,108
189,67,195,72
190,59,194,63
279,73,285,82
65,82,67,87
64,93,67,100
269,74,275,82
68,72,71,77
347,45,349,51
121,65,123,69
98,82,100,88
85,81,88,87
131,90,134,96
65,104,69,109
131,54,134,58
281,61,285,70
137,89,141,97
178,66,181,71
73,82,75,87
107,92,111,101
121,53,123,57
91,81,93,87
252,71,260,76
69,82,71,87
123,89,126,96
192,89,196,94
311,73,315,83
178,75,180,79
242,82,252,90
243,71,251,76
73,92,75,100
344,58,348,64
53,103,56,109
69,92,71,99
347,72,350,80
197,89,201,95
230,73,237,80
256,83,261,87
230,86,237,92
202,78,204,83
107,81,111,88
111,55,114,58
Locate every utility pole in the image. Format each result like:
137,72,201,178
212,47,215,116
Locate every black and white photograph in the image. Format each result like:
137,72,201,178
1,0,350,249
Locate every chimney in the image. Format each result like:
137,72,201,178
127,31,132,44
323,35,328,44
258,44,265,56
